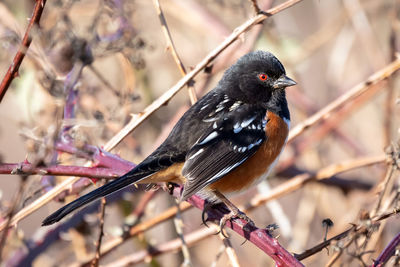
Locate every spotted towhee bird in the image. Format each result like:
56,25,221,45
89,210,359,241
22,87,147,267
42,51,296,228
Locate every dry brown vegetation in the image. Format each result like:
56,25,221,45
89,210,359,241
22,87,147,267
0,0,399,266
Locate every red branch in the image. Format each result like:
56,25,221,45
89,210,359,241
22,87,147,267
0,162,124,179
0,0,47,102
55,142,135,171
371,231,400,267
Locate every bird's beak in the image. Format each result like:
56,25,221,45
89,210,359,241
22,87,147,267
273,75,297,89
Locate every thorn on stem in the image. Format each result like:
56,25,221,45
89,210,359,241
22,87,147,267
204,64,213,74
266,223,279,232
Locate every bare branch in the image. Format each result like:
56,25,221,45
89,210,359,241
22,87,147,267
0,162,124,178
152,0,197,104
0,0,47,102
91,196,106,267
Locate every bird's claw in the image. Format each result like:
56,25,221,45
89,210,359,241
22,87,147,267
218,209,255,238
201,207,210,228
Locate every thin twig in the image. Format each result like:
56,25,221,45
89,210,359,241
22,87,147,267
219,233,241,267
88,65,120,97
211,244,226,267
325,238,353,267
362,144,400,263
372,164,395,216
0,0,47,102
152,0,197,104
91,197,106,267
126,191,158,226
383,2,400,152
62,61,85,134
173,199,192,267
343,0,385,70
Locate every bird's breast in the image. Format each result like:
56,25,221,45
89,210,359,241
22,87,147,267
208,111,289,193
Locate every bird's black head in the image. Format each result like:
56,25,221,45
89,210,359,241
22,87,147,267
218,51,296,108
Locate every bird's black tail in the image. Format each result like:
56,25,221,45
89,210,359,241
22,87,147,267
42,171,148,226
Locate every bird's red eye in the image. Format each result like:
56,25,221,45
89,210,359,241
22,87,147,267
258,73,268,81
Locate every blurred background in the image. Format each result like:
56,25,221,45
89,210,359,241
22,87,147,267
0,0,399,266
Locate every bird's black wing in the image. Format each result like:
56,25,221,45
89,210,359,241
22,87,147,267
181,103,267,200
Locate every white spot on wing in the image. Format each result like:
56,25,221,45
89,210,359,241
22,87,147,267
247,138,263,150
198,131,219,145
262,119,268,128
200,104,209,110
188,148,204,160
221,97,230,104
229,101,242,111
203,116,219,122
215,105,225,112
233,127,242,133
233,122,242,133
241,115,257,128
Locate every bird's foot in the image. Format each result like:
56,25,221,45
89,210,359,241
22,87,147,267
219,207,255,238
